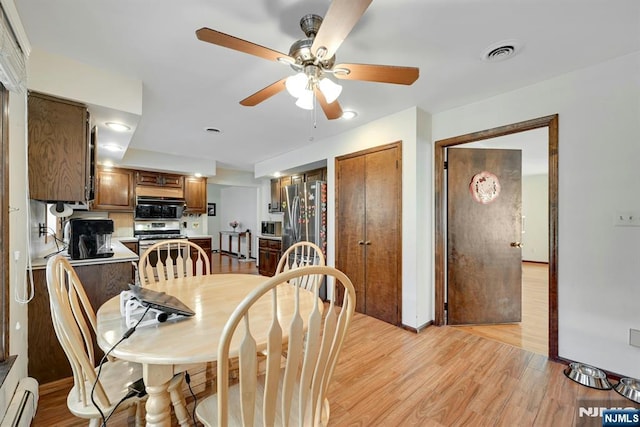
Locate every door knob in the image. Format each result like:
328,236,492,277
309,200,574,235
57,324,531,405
510,242,523,248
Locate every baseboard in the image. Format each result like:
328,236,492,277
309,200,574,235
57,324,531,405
401,320,433,334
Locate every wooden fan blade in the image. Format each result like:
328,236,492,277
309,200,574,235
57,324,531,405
311,0,372,60
196,27,293,63
334,63,419,85
240,78,287,106
314,88,343,120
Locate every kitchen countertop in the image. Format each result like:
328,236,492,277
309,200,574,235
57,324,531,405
30,240,138,270
258,235,282,241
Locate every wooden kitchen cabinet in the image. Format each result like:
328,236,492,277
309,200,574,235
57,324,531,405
189,237,212,269
305,167,326,183
28,262,132,384
258,238,282,276
92,166,135,211
269,178,280,212
184,176,207,214
136,170,184,188
27,91,92,202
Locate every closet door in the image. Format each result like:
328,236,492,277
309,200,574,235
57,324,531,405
336,155,366,312
336,142,402,325
364,146,401,324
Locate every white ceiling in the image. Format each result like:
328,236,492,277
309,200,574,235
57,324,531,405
14,0,640,174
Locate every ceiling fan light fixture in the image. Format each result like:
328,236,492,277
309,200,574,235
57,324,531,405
318,77,342,104
295,89,314,110
286,72,308,98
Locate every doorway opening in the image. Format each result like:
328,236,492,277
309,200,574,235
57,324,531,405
434,115,559,360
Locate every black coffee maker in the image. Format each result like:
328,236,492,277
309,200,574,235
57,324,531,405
68,218,115,260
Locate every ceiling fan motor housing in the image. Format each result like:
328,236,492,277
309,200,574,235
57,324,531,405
288,14,335,72
300,14,322,38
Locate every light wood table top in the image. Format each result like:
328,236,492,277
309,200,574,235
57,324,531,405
96,273,317,427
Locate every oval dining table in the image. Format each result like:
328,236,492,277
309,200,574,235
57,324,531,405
96,273,318,427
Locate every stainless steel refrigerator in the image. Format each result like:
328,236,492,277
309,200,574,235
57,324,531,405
282,179,327,264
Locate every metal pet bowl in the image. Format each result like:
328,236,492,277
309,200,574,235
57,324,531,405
614,377,640,404
564,362,612,390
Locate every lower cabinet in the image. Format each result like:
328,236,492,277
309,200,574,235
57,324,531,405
258,238,282,276
28,261,133,384
189,237,212,271
121,240,140,281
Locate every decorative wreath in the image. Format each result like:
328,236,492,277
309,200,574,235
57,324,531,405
469,171,501,204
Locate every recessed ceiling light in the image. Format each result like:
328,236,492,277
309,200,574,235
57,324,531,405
481,39,523,62
273,172,282,178
101,143,123,152
341,110,357,120
194,172,202,178
105,122,131,132
204,127,222,133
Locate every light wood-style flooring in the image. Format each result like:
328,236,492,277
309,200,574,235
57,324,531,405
35,258,636,426
452,262,549,355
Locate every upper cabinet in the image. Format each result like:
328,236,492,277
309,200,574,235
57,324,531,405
269,168,326,213
28,91,92,202
135,170,184,198
136,171,183,188
184,176,207,214
304,168,326,183
93,166,135,211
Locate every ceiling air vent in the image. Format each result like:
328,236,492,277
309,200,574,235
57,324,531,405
482,39,522,62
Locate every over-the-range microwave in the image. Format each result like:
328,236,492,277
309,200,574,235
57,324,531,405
261,221,282,237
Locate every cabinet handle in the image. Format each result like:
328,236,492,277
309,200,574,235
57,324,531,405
364,241,371,245
358,240,364,245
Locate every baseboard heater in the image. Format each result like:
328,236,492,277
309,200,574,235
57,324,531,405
0,377,38,427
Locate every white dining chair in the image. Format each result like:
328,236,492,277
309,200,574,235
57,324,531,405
138,239,211,286
195,265,356,427
276,241,326,291
46,254,191,426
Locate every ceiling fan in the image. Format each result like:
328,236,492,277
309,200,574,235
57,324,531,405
195,0,419,120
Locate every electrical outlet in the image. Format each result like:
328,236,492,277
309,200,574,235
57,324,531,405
38,223,47,237
192,222,199,229
614,212,640,227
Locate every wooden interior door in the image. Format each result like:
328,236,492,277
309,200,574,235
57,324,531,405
447,148,522,325
336,155,366,312
336,142,402,325
363,146,401,324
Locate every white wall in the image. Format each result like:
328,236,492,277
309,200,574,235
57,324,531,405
4,89,29,416
522,174,549,263
219,186,258,258
255,107,432,329
27,48,142,115
433,52,640,378
207,184,222,251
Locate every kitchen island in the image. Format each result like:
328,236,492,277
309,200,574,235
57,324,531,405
28,240,139,385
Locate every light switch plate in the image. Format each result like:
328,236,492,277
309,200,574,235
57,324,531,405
629,328,640,347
